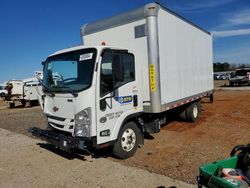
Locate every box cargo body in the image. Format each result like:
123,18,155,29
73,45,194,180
7,80,24,96
81,2,213,113
24,81,41,101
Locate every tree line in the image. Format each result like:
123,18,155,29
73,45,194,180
213,62,249,72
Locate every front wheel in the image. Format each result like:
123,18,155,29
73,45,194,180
113,122,140,159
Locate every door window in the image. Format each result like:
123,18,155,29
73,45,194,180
115,53,135,88
100,53,114,97
100,51,135,97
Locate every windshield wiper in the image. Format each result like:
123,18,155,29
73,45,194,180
55,86,78,97
68,90,78,97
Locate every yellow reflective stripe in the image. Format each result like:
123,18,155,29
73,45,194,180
149,64,156,92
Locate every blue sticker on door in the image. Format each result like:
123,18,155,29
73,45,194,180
117,96,133,105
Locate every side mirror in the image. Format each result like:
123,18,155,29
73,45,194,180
41,61,45,66
100,98,107,111
113,55,124,82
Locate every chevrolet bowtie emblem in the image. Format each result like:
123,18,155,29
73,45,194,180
53,106,59,112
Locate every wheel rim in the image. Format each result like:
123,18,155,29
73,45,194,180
121,128,136,152
193,104,198,118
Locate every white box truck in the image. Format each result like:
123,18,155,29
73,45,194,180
30,2,213,159
5,75,42,108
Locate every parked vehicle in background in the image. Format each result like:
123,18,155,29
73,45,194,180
221,73,230,80
213,72,231,80
0,85,7,98
213,73,220,80
4,73,42,108
30,2,213,159
229,68,250,86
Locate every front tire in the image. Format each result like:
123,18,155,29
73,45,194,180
113,122,140,159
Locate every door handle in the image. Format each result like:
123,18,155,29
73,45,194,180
133,95,138,107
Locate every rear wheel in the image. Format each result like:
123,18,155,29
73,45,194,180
9,102,15,108
209,94,214,103
186,102,200,122
113,122,140,159
25,100,31,107
21,100,31,107
21,100,26,107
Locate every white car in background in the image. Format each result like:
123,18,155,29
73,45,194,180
0,85,7,97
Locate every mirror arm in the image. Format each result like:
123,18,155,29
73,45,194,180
102,89,116,101
100,87,118,110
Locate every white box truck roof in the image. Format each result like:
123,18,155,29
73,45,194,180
80,2,213,113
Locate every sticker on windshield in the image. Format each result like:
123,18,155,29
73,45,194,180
79,53,93,61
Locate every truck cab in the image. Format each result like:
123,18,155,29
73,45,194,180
229,68,250,86
0,85,7,98
32,45,145,159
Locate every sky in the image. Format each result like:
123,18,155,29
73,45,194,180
0,0,250,83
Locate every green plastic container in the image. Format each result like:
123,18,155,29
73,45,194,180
198,156,239,188
197,144,250,188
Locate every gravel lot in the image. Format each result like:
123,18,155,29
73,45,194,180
0,128,193,188
0,82,250,184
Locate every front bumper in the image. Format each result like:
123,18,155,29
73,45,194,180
29,127,91,152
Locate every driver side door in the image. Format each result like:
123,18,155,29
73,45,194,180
96,49,138,145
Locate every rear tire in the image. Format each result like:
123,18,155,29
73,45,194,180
209,94,214,103
9,102,15,108
113,122,140,159
25,100,31,108
21,100,26,107
186,102,200,122
179,108,187,121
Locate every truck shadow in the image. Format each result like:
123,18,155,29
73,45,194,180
37,143,113,160
37,136,158,160
37,143,88,160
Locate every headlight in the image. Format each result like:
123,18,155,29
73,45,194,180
74,107,91,137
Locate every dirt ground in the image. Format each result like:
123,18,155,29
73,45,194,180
117,89,250,183
0,82,249,184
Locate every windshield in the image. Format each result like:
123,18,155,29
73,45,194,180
43,48,97,93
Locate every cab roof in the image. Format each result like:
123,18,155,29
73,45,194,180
48,45,128,57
